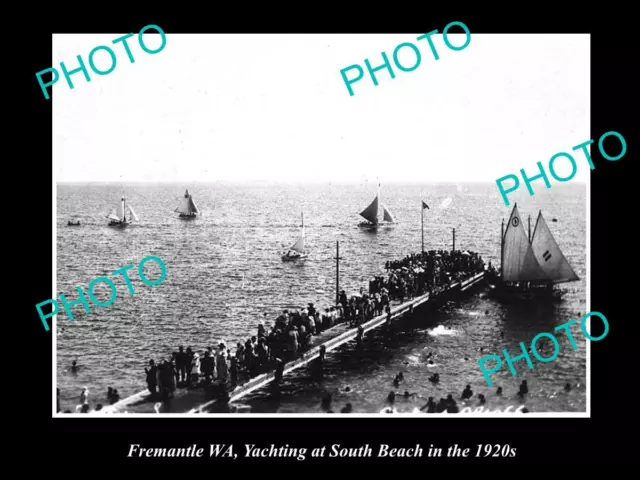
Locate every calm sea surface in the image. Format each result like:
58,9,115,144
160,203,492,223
56,182,587,413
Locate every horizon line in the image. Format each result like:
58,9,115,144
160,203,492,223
56,180,588,185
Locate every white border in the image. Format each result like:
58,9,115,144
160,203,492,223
52,34,591,419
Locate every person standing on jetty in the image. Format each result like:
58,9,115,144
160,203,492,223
145,360,158,396
216,341,228,382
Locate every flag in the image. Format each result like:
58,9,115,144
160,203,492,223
422,201,429,210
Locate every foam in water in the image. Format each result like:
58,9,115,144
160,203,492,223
427,325,458,336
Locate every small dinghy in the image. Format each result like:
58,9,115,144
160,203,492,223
282,213,308,261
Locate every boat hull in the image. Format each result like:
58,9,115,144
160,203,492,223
179,213,197,219
108,221,131,228
282,253,308,261
486,275,563,303
358,222,379,230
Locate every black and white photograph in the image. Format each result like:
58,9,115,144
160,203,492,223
52,33,589,417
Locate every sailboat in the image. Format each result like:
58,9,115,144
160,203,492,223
358,185,396,229
175,189,200,219
282,213,308,261
488,203,579,301
106,193,139,227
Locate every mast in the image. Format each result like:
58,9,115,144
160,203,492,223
500,219,504,278
335,241,341,304
452,228,455,252
377,183,381,223
122,194,126,222
421,202,424,253
528,215,531,242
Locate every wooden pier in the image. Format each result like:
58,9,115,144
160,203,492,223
100,271,485,414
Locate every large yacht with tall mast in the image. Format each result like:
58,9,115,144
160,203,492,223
487,203,579,301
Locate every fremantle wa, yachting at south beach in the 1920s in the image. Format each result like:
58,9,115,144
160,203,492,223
37,255,167,332
36,25,166,100
340,21,471,97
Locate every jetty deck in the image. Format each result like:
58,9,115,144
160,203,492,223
100,271,485,414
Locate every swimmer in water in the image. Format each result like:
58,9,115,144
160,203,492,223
80,387,88,405
496,386,503,395
340,403,353,413
461,385,473,400
388,391,395,403
478,394,486,405
518,380,528,397
71,360,79,374
564,383,571,392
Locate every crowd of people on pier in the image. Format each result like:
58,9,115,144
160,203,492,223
59,249,489,414
378,249,486,301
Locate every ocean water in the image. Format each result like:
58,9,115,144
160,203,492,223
55,182,587,413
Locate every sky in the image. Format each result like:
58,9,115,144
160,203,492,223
52,33,590,183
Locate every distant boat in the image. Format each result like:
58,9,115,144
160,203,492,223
175,189,200,219
67,220,81,226
282,213,308,261
106,193,138,227
358,184,396,229
487,203,579,302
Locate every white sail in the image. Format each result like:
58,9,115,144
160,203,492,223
360,194,379,224
189,196,200,215
531,211,579,284
116,197,125,221
290,235,305,253
176,196,191,214
107,212,121,221
502,204,549,283
176,190,200,215
128,205,139,222
289,214,305,253
382,204,395,223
